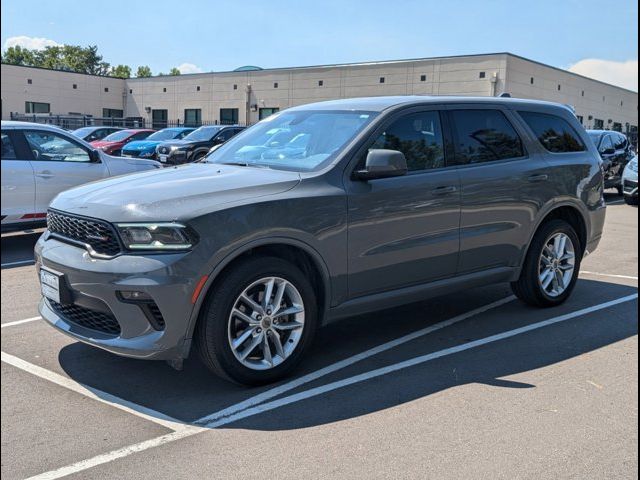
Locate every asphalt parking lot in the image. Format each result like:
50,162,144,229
1,192,637,480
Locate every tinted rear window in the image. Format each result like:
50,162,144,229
450,110,524,165
519,112,586,153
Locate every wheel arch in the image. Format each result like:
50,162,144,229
185,237,332,344
517,201,589,278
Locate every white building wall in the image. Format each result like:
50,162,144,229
1,64,125,119
2,54,636,134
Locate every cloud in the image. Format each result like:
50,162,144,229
176,63,203,74
3,35,61,51
568,58,638,91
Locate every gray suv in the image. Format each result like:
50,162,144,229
35,96,606,385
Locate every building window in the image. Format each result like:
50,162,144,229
420,75,426,82
379,77,385,83
184,109,202,126
233,84,238,90
196,86,200,91
104,87,109,92
102,108,123,118
613,122,623,132
530,77,534,84
72,84,77,89
621,100,624,106
479,72,486,79
273,82,278,88
259,107,280,120
594,118,604,129
582,91,585,97
129,89,133,94
25,101,50,114
220,108,239,124
602,96,605,102
557,84,561,91
318,80,324,86
163,87,167,93
152,109,168,129
27,79,32,84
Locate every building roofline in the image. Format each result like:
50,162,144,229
0,62,124,79
3,52,638,94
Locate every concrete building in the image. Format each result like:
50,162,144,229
2,53,638,138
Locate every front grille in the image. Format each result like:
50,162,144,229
49,299,121,336
123,150,141,157
47,210,121,257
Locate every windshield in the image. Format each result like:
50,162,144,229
72,127,97,138
588,132,603,146
146,129,185,141
209,110,377,171
183,126,222,142
103,130,134,142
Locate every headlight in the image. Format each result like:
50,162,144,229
115,223,197,250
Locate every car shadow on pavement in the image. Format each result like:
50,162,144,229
57,279,638,430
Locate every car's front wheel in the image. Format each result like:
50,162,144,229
511,219,582,307
195,256,318,385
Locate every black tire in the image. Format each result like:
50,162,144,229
192,152,206,163
195,256,318,385
624,195,638,206
511,219,582,308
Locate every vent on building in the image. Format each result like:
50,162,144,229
163,88,167,92
274,82,278,88
104,87,109,92
27,79,32,84
129,89,133,94
557,85,561,91
318,80,324,86
530,77,534,84
72,84,77,89
233,84,238,90
420,75,426,82
479,72,486,79
379,77,385,83
196,86,200,91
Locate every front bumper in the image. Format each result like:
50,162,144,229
35,233,202,361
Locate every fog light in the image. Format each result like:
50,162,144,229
118,290,152,302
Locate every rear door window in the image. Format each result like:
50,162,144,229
519,111,586,153
450,110,524,165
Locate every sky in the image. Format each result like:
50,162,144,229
1,0,638,90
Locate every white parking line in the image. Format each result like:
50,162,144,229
1,351,202,433
581,271,639,280
24,293,638,480
1,259,35,268
1,316,41,328
195,295,515,425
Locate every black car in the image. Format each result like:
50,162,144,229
156,125,245,165
71,126,124,142
587,130,634,194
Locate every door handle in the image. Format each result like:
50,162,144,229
527,174,549,183
35,173,54,178
431,185,458,195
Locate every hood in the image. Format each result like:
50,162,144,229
123,140,160,151
159,139,196,148
50,164,301,222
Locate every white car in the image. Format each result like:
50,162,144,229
1,121,161,231
622,154,638,205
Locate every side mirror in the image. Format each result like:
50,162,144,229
353,149,408,181
600,147,615,156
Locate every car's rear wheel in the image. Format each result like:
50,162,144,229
511,219,582,307
195,256,318,385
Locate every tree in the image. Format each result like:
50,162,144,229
136,65,152,78
2,45,36,66
111,64,131,78
169,67,181,76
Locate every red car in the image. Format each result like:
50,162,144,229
90,129,155,156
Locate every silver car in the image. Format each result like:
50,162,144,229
1,121,161,231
